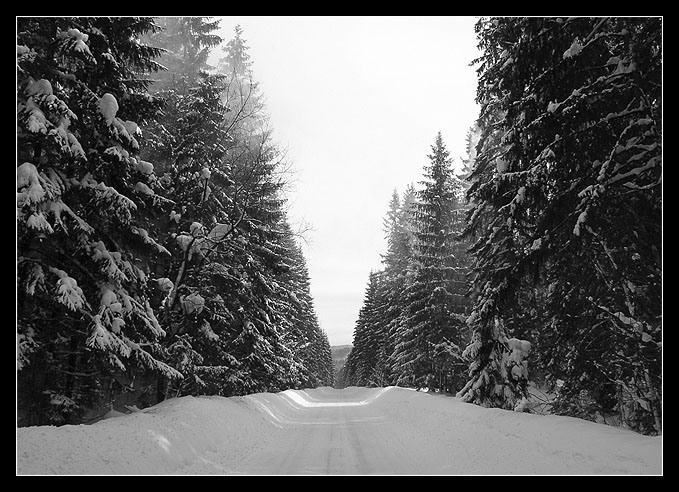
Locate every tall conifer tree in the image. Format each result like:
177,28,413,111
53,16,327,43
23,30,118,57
136,17,245,401
391,133,470,392
17,17,177,425
459,17,661,433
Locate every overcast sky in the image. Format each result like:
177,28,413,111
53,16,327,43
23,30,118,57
212,16,482,346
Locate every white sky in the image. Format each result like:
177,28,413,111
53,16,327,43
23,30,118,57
212,16,482,346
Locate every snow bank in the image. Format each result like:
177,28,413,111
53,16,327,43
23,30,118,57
16,395,279,475
376,389,661,475
16,387,662,475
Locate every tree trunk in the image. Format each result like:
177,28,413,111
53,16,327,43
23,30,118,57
156,374,168,403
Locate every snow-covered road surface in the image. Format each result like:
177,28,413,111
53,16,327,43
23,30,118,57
236,387,425,474
16,386,662,475
234,387,660,475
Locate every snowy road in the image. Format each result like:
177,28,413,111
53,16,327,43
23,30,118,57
236,388,422,474
228,387,661,475
16,386,662,475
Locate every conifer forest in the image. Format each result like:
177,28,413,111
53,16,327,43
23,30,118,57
17,17,662,436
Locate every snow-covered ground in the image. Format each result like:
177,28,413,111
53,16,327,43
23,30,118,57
16,386,662,475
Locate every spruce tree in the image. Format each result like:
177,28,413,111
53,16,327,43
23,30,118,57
459,17,661,432
17,17,179,425
315,330,336,387
147,17,222,93
209,25,310,395
268,218,334,389
381,185,417,385
217,24,266,138
391,133,470,392
346,271,390,387
138,17,245,400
